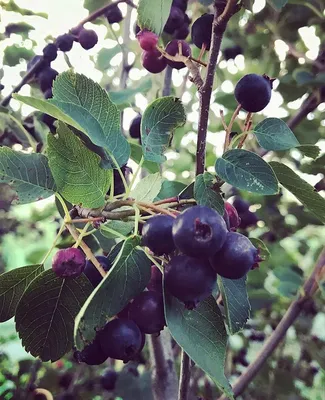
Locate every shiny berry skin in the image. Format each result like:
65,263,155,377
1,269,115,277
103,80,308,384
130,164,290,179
99,318,144,362
165,255,217,309
78,29,98,50
129,115,141,139
172,205,228,258
84,256,111,287
128,291,166,334
209,232,259,279
137,30,159,51
223,202,241,231
39,67,58,92
165,40,191,70
106,5,123,24
100,369,118,391
142,49,167,74
147,265,162,293
78,338,108,365
56,34,74,52
43,43,57,61
174,24,190,40
234,74,273,112
191,14,214,50
142,215,175,255
52,248,86,278
164,6,185,34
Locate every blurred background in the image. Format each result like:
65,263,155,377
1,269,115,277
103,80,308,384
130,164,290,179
0,0,325,399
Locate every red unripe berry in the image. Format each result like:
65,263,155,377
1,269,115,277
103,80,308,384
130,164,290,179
137,30,159,51
52,248,86,278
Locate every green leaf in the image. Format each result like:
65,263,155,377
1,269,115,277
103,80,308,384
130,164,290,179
130,143,159,174
273,266,303,298
214,92,238,110
141,96,186,163
293,69,314,86
215,149,279,195
194,172,224,215
84,0,108,13
296,145,320,159
164,293,232,397
254,118,300,151
109,79,152,105
0,110,37,149
0,265,44,322
267,0,288,10
48,123,112,208
115,367,153,400
138,0,173,35
155,180,187,201
14,71,130,169
0,147,56,204
270,161,325,224
218,276,250,335
100,221,134,239
96,46,121,70
15,270,93,362
3,45,34,67
249,238,271,261
74,236,151,348
130,172,162,202
0,0,47,17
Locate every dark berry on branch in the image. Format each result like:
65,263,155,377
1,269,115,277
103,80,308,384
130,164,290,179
164,255,217,309
174,24,190,40
164,6,185,34
43,43,58,62
238,210,258,229
172,205,227,258
191,14,214,50
56,34,74,52
137,30,159,51
78,338,108,365
234,74,274,112
129,115,141,139
233,197,250,213
106,5,123,24
78,29,98,50
39,67,58,92
100,369,118,391
44,88,53,99
142,215,175,255
142,49,167,74
223,45,243,61
172,0,188,12
84,255,112,287
52,248,86,278
165,40,191,70
147,265,163,293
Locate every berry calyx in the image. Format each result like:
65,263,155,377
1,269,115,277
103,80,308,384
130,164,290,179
172,205,228,258
191,14,214,50
142,215,175,255
106,5,123,24
78,29,98,50
165,255,217,309
234,73,274,112
128,291,166,334
99,318,144,362
137,30,159,52
223,202,241,231
129,114,141,139
100,369,118,391
43,43,58,61
141,49,167,74
77,338,108,365
165,40,191,70
84,255,111,287
56,34,74,52
209,232,260,279
52,248,86,278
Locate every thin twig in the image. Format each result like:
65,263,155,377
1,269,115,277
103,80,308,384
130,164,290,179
217,246,325,400
237,112,252,149
223,104,242,152
178,351,191,400
163,66,173,97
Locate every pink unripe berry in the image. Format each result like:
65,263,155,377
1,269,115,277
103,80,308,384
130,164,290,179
52,248,86,279
136,30,159,51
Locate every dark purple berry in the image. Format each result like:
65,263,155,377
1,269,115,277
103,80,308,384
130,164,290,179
43,43,57,61
142,49,167,74
129,115,141,139
172,205,228,258
172,0,188,12
100,369,118,391
44,88,52,99
238,210,258,229
99,318,144,362
234,74,274,112
209,232,260,279
84,255,112,287
223,45,243,61
52,248,86,278
38,67,58,92
78,338,108,365
165,40,191,70
165,255,217,309
78,29,98,50
142,215,175,255
137,30,159,51
174,24,190,40
147,265,163,293
191,14,214,50
58,372,73,389
164,6,185,34
106,5,123,24
128,291,166,334
56,34,74,52
223,202,241,231
233,197,250,213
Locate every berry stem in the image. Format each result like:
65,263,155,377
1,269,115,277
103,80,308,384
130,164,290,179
223,103,242,152
237,112,253,149
56,193,71,222
133,204,140,235
163,66,173,97
124,156,144,199
178,351,191,400
73,222,91,248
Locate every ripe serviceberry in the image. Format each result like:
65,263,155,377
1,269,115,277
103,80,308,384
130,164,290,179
172,0,188,12
209,232,261,279
43,43,57,61
52,248,86,278
106,5,123,24
56,34,74,52
99,318,144,362
78,29,98,50
223,45,243,61
164,255,217,309
128,291,166,334
174,24,190,40
137,30,159,51
238,210,258,229
142,215,175,255
129,115,141,139
172,205,227,258
234,74,274,112
39,67,58,92
233,197,250,213
100,369,118,391
84,255,111,287
147,265,163,293
165,40,191,69
142,49,167,73
164,7,185,34
191,14,214,50
78,338,108,365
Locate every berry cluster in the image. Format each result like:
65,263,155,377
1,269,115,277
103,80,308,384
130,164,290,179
142,204,262,309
